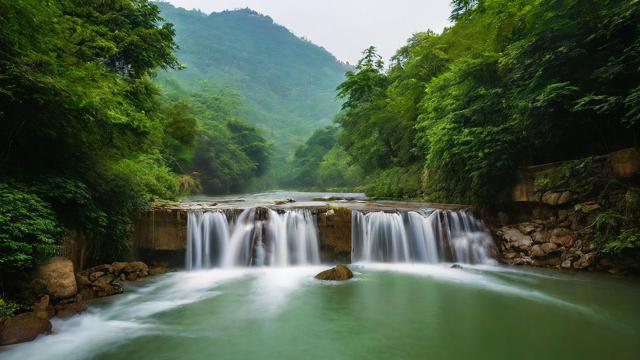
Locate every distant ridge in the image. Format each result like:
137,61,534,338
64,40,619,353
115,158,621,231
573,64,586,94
156,2,351,153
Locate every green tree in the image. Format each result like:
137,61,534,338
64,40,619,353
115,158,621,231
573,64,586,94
0,184,60,273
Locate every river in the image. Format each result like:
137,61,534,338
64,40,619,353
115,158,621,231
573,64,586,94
1,192,639,359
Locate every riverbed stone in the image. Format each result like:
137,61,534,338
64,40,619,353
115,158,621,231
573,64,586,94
315,265,353,281
38,257,77,299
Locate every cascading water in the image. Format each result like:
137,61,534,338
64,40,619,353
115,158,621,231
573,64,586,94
187,208,321,269
352,209,495,264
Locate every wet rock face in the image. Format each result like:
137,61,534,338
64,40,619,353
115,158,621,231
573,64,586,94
315,265,353,281
317,208,352,263
37,257,77,300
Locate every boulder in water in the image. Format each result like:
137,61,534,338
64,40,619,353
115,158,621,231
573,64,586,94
315,265,353,281
450,263,463,269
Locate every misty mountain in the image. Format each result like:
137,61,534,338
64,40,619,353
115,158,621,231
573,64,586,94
156,2,351,152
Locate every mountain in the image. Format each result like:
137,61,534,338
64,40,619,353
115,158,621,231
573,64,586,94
155,2,351,155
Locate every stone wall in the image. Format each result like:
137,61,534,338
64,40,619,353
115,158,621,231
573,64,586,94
512,148,640,204
492,147,640,273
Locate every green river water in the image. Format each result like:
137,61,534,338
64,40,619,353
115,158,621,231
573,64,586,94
2,264,639,360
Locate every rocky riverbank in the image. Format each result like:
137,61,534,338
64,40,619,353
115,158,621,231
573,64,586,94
491,148,640,274
0,257,166,346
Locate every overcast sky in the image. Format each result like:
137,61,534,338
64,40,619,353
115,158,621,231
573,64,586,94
163,0,452,64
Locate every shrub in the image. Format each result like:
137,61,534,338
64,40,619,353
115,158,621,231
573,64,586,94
0,183,61,273
0,298,21,319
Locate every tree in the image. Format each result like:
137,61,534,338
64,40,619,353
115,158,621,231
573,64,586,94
449,0,478,22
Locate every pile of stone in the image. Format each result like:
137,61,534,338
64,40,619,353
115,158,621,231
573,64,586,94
1,257,164,346
495,205,598,270
76,261,151,299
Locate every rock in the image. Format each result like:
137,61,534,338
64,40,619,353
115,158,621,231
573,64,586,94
498,227,533,250
512,256,534,266
75,274,91,287
541,191,572,206
31,296,52,320
530,245,546,258
541,191,561,206
557,191,573,205
109,262,128,275
92,281,123,297
574,253,596,269
503,251,519,259
77,287,97,302
123,261,149,276
541,242,559,254
535,255,562,267
38,257,77,299
561,259,572,269
89,271,105,281
450,263,463,269
0,312,52,346
550,228,574,247
95,274,116,285
531,230,550,244
55,300,87,318
315,265,353,281
517,223,537,235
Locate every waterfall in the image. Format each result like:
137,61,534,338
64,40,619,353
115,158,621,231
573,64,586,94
352,209,495,264
186,208,320,269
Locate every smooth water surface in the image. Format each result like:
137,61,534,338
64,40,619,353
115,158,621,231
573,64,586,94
2,265,639,360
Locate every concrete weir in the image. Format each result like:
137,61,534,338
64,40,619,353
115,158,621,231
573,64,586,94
132,206,354,267
131,199,469,268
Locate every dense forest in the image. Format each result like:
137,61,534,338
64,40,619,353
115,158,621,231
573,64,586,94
155,3,351,189
297,0,639,203
0,0,269,284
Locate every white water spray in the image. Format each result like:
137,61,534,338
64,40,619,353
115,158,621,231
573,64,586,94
187,208,321,269
352,209,495,264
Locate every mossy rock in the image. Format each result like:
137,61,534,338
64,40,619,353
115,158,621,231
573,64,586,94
533,157,606,198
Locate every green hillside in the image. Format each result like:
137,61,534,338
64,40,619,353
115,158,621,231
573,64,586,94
156,2,351,155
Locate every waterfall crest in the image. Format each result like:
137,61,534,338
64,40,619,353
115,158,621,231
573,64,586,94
352,209,495,264
187,208,320,269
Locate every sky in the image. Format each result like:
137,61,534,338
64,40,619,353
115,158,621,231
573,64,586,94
163,0,452,64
